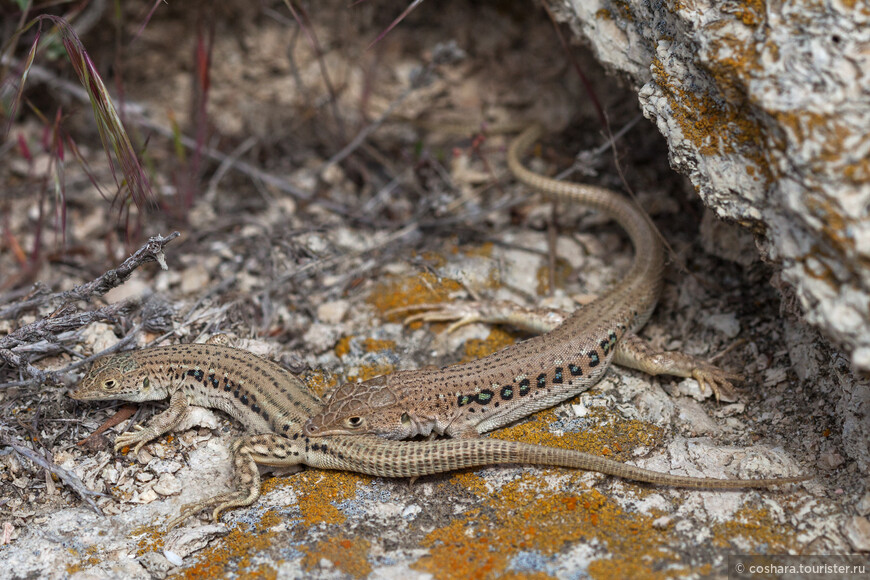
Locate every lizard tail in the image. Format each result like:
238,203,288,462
316,435,810,488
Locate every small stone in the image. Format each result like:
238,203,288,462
817,452,845,471
675,398,720,436
843,516,870,552
180,264,210,295
136,472,154,482
136,449,155,464
302,323,341,354
163,549,184,567
317,300,349,324
138,551,173,579
137,488,159,504
715,403,745,418
176,406,221,432
702,312,740,338
857,492,870,517
402,504,422,520
651,516,673,529
150,460,183,475
153,473,183,496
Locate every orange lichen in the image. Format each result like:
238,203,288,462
368,272,465,318
131,524,166,558
301,369,338,399
535,257,573,296
650,57,769,179
412,476,681,579
282,469,372,526
727,0,765,27
710,505,799,552
461,327,522,362
301,536,373,577
459,241,494,258
334,336,397,358
345,362,396,383
175,511,282,580
491,406,664,460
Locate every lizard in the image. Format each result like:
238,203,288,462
302,124,749,440
71,342,809,529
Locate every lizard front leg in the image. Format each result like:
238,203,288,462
115,390,190,454
167,433,304,529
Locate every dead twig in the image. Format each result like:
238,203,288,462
0,232,180,319
0,432,109,515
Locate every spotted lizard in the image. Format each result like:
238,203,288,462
72,342,808,528
302,125,749,441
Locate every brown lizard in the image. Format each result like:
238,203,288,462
302,125,747,440
71,342,808,528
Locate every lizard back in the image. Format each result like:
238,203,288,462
304,125,666,438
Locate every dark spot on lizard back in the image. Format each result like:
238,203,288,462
475,389,494,404
518,378,530,396
588,350,600,367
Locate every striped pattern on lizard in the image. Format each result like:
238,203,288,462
72,342,808,528
302,125,743,440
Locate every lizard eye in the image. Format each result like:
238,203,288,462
345,417,364,429
103,379,118,390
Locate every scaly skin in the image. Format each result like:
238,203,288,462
72,343,807,528
303,125,739,441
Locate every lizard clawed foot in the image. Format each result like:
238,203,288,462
691,364,744,403
114,425,153,454
386,302,491,334
165,491,249,530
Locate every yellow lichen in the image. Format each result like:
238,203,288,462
710,505,799,552
491,406,664,460
301,536,373,577
368,272,465,318
301,369,338,399
412,478,682,579
461,327,523,362
283,469,372,526
535,257,573,296
173,511,282,579
334,336,397,358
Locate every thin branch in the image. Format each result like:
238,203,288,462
0,433,109,515
0,231,180,319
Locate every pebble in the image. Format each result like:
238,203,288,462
153,473,183,496
843,516,870,551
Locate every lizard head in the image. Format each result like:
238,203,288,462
304,373,414,439
71,352,164,402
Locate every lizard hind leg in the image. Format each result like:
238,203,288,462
166,433,303,529
613,333,744,402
